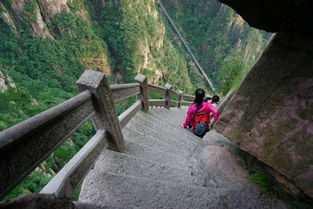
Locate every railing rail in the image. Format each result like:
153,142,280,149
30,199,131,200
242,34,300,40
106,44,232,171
182,94,195,100
0,90,94,199
171,90,180,99
0,70,196,201
40,130,107,198
110,83,140,102
148,83,166,94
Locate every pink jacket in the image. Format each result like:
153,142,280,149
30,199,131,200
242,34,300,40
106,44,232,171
183,102,219,128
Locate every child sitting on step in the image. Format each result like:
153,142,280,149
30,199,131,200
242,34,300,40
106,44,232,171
181,89,219,138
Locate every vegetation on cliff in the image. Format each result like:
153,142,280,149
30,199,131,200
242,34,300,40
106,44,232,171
161,0,270,94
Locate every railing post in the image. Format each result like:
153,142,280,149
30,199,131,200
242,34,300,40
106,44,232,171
135,74,149,113
164,83,172,110
177,90,183,108
77,70,124,152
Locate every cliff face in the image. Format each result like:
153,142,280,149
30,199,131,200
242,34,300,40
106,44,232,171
1,0,198,88
0,0,202,130
95,0,197,89
216,0,313,199
0,0,268,130
161,0,270,93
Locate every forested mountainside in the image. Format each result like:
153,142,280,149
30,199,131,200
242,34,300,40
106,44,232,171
161,0,271,94
0,0,268,199
0,0,201,131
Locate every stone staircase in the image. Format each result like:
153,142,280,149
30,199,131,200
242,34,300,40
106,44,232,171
78,107,288,209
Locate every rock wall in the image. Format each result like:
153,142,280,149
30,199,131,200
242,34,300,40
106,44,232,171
217,0,313,199
219,0,313,33
0,71,16,93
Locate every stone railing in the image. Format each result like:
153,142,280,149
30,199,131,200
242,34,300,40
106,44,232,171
0,70,195,202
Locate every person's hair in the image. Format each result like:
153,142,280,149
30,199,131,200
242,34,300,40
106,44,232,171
194,88,205,110
204,97,211,102
212,95,220,104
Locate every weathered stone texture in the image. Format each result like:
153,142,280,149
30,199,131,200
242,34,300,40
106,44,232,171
219,0,313,33
0,91,93,199
216,32,313,198
0,71,8,93
37,0,72,23
0,4,17,32
10,0,54,39
77,70,125,152
135,74,149,113
79,107,289,208
0,194,75,209
0,71,16,93
218,88,236,114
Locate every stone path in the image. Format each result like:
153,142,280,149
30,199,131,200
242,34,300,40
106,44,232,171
79,107,289,209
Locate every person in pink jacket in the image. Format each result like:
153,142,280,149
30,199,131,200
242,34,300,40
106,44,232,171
181,89,219,137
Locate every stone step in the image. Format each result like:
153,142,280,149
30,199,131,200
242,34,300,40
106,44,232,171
151,108,222,140
153,109,189,130
79,171,232,209
149,107,187,123
127,110,197,141
150,107,187,124
202,130,244,157
149,107,188,124
132,112,200,144
94,149,194,185
147,108,197,139
75,202,138,209
123,127,187,157
122,139,187,168
126,119,199,153
80,171,288,209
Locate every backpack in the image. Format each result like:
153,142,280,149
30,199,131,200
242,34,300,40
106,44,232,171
192,107,210,138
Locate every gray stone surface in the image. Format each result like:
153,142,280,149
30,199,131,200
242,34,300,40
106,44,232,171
126,119,197,153
147,107,187,124
122,127,187,157
75,202,138,209
80,107,290,209
122,139,187,168
222,183,289,209
148,108,199,139
127,117,199,153
150,107,190,129
110,83,140,103
94,149,193,184
188,144,249,188
147,84,166,94
164,83,172,109
134,111,200,144
217,89,236,115
0,194,75,209
128,114,201,150
79,171,229,209
134,74,149,113
177,90,183,108
202,130,244,157
118,101,142,128
77,70,124,152
79,171,288,209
